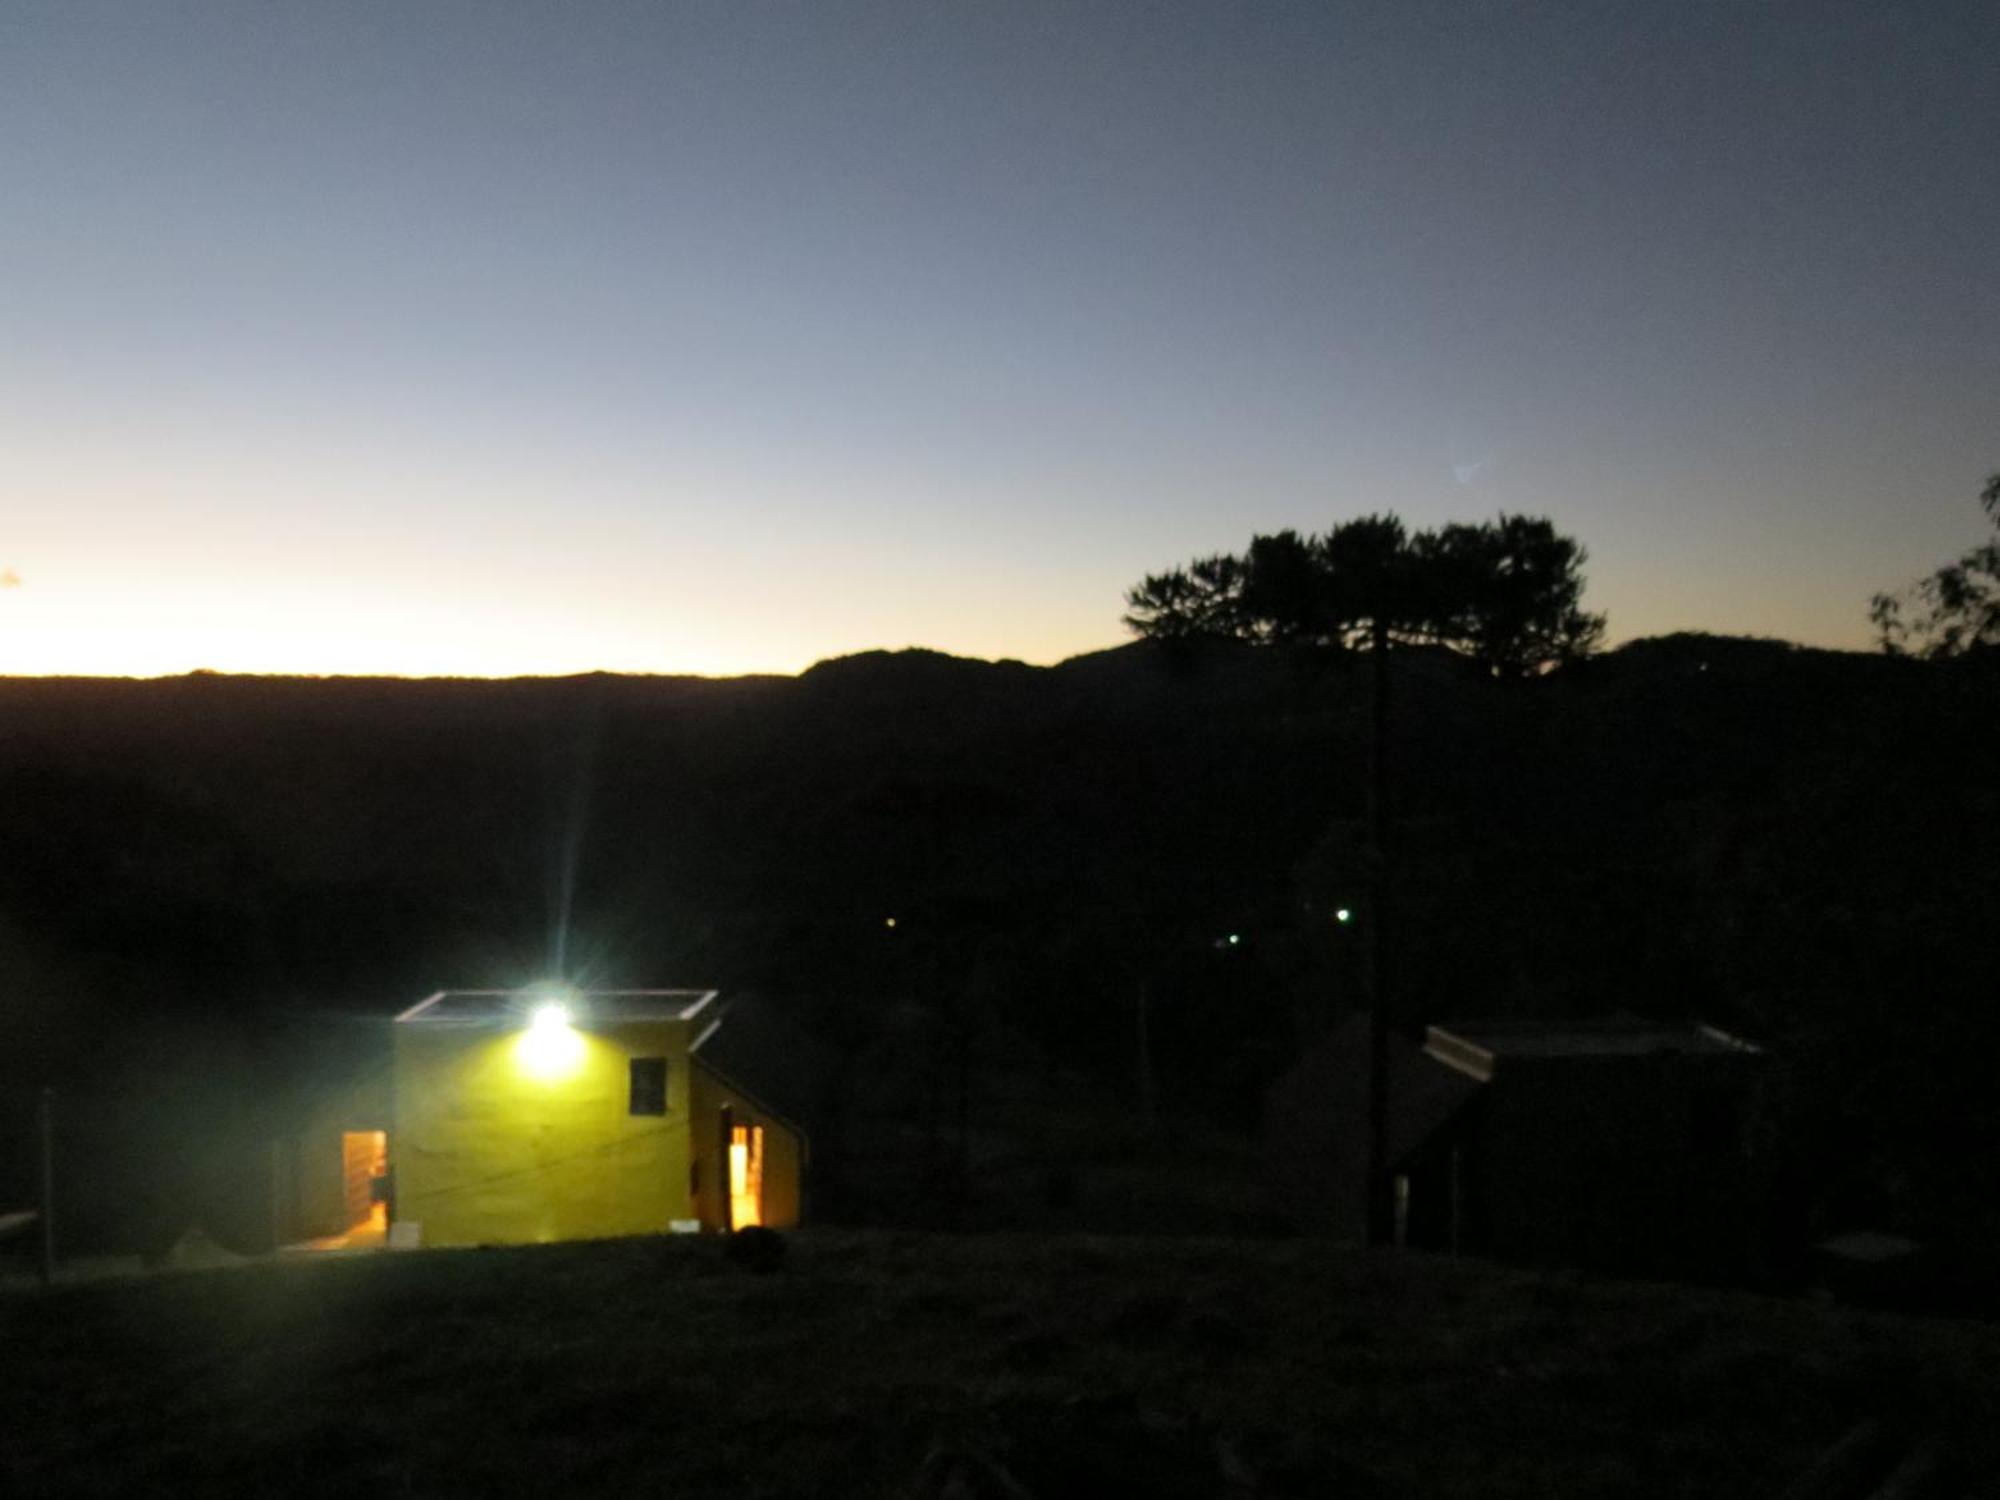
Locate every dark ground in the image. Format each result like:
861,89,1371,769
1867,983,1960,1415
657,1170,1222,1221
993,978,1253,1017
5,1230,1998,1498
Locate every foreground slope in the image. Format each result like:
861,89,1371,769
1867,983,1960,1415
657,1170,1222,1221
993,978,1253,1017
5,1231,1998,1497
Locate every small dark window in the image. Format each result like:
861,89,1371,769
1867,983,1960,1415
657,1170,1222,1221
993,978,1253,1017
629,1057,668,1115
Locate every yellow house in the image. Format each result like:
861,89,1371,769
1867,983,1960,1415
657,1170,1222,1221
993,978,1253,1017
387,987,806,1248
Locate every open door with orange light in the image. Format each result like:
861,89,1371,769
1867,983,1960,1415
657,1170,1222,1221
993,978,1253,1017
729,1121,765,1229
341,1130,389,1236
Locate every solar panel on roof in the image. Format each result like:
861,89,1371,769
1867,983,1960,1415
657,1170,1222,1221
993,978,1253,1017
396,989,718,1024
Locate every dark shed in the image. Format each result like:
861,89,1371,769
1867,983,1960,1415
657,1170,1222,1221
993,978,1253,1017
1265,1014,1767,1279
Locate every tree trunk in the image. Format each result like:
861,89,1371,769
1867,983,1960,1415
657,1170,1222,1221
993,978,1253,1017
1364,622,1394,1246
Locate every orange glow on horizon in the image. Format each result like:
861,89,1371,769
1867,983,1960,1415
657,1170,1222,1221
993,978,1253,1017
0,588,797,677
0,575,1122,679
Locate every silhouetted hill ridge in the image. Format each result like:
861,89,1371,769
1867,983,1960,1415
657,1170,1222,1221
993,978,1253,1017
1,633,1991,1249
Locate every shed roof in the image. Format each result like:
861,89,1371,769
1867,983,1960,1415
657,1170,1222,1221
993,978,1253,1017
1425,1017,1760,1081
395,988,719,1026
1272,1014,1484,1165
1261,1012,1483,1239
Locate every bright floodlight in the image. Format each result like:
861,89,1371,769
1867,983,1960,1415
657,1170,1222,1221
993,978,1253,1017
518,992,583,1079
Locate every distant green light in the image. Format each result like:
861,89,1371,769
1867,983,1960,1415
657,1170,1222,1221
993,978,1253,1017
1334,908,1353,924
1228,933,1241,946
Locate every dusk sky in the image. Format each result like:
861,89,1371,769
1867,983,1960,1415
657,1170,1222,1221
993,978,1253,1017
4,1,1996,676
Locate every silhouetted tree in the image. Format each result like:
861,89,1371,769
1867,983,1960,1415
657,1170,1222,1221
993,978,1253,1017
1124,513,1603,675
1125,512,1603,1242
1871,472,2000,657
1421,515,1607,676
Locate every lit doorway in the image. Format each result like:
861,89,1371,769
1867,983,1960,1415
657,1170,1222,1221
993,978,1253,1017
341,1130,389,1235
729,1123,765,1229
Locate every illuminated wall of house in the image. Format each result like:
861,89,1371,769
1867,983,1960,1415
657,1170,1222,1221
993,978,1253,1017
392,1019,697,1248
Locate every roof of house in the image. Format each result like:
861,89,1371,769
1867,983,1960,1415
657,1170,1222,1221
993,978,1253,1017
1425,1017,1761,1081
395,988,719,1026
690,992,835,1137
393,986,825,1143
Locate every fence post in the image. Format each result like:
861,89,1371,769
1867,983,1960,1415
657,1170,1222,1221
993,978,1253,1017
36,1088,55,1287
269,1138,285,1253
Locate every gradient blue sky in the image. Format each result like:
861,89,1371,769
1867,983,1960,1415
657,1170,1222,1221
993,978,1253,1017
4,1,1996,675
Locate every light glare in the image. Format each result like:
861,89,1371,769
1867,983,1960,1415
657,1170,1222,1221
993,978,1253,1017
517,998,583,1079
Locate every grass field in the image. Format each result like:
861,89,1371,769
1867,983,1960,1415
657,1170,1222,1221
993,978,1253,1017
5,1230,1998,1497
